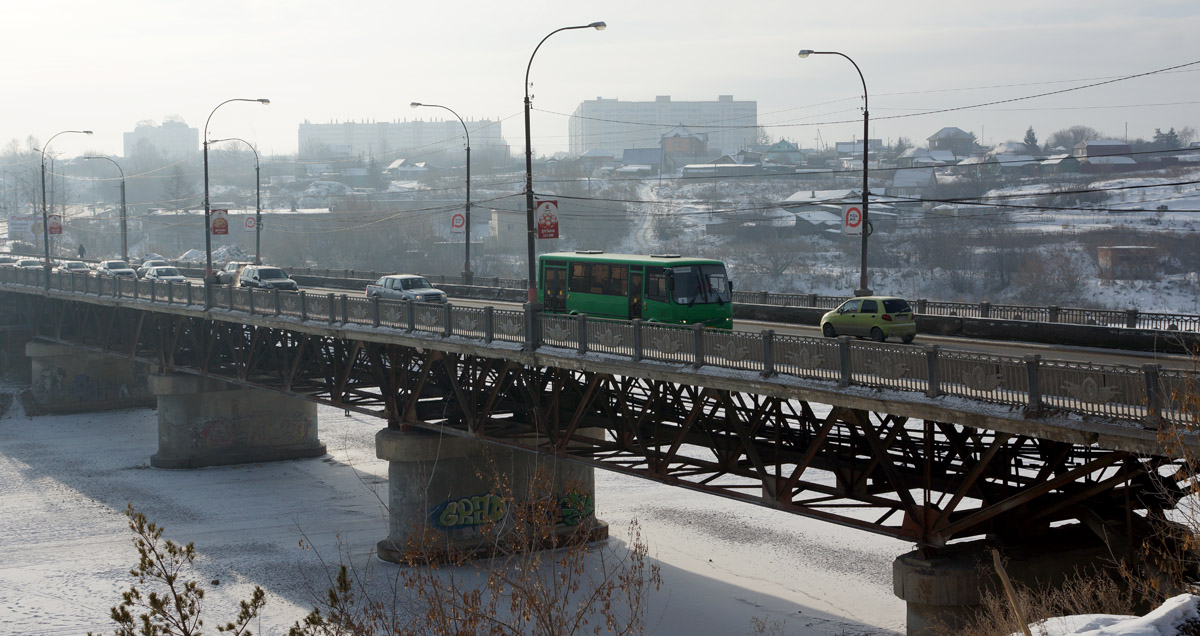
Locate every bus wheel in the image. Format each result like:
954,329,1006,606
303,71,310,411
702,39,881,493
822,324,836,338
870,327,885,342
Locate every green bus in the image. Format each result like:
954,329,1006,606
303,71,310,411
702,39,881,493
538,252,734,329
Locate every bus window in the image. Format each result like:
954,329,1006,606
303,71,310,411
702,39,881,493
569,262,589,292
609,265,628,295
646,266,668,301
672,264,732,305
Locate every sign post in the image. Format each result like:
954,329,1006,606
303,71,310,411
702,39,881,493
843,205,863,236
536,199,559,239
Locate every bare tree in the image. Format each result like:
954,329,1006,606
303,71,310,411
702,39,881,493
1045,125,1103,151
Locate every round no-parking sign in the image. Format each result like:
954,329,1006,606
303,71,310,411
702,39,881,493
843,205,863,236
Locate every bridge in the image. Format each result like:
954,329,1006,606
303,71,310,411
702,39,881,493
1,266,1194,635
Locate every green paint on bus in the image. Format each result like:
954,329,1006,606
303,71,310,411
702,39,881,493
538,252,733,329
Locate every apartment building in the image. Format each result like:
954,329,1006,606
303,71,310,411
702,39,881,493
298,118,507,162
568,95,757,157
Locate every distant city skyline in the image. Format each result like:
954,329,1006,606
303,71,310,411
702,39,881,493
2,1,1198,161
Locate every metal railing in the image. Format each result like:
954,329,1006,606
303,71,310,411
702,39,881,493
166,263,1200,333
4,266,1192,430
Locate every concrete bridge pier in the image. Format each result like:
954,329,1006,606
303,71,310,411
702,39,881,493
375,427,608,563
25,339,155,413
148,372,325,469
893,526,1112,635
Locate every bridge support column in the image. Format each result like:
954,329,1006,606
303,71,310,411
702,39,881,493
148,372,325,469
25,339,154,413
893,527,1111,636
0,325,34,382
375,427,607,563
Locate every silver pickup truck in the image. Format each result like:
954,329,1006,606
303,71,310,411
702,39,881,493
365,274,447,303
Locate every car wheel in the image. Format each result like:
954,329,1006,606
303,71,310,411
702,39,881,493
870,327,885,342
822,323,836,338
902,333,915,344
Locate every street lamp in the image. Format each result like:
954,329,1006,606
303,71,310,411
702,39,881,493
411,101,472,283
798,49,872,296
83,156,127,263
203,98,269,287
209,137,262,264
41,129,93,286
523,21,606,303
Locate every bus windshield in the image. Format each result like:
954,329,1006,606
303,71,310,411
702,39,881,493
672,264,731,305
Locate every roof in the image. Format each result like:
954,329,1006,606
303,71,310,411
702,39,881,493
540,252,724,266
792,208,843,225
991,154,1037,167
991,141,1030,154
927,127,972,141
892,167,936,188
1041,154,1079,165
580,148,617,158
1078,139,1128,147
661,125,707,141
622,148,662,165
1084,156,1136,165
783,188,886,204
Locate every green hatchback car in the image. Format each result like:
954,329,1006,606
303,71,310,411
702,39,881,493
820,296,916,343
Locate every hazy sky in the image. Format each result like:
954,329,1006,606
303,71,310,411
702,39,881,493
4,0,1199,161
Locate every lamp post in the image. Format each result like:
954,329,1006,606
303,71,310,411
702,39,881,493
523,21,606,303
411,101,472,283
203,98,269,287
209,137,261,264
798,49,872,296
41,129,93,286
83,156,127,263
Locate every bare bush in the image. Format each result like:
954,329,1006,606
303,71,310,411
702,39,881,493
929,567,1136,636
292,464,662,636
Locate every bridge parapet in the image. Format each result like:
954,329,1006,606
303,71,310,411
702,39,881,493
0,267,1195,455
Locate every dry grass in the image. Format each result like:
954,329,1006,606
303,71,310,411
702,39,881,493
930,568,1138,636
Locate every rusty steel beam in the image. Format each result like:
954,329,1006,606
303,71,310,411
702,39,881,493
26,296,1184,549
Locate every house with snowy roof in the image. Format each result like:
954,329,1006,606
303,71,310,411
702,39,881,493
1072,140,1136,171
927,127,975,156
896,147,957,168
889,167,936,197
660,124,709,172
763,139,802,165
620,148,662,172
1039,154,1080,175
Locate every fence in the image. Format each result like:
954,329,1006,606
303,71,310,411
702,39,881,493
167,264,1200,333
2,266,1191,430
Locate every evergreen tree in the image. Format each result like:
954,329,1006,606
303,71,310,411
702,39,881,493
1023,126,1039,152
1153,127,1182,150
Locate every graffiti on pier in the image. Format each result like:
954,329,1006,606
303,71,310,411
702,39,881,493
431,493,508,530
196,412,314,450
429,489,594,531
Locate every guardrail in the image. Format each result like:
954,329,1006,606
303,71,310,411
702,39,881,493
3,266,1193,431
161,264,1200,334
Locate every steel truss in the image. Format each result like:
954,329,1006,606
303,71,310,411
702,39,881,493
37,298,1189,548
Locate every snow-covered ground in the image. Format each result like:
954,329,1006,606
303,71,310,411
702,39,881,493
1015,595,1200,636
0,394,909,635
